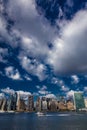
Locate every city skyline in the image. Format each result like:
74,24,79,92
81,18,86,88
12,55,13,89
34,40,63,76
1,0,87,99
0,90,87,112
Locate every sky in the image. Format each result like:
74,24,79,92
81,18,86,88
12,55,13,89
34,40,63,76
0,0,87,100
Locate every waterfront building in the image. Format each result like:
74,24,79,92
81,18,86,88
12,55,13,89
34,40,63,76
7,92,17,111
36,97,42,111
84,98,87,108
74,92,85,110
66,100,74,111
17,98,26,111
16,93,20,110
58,96,67,111
27,95,34,111
1,98,7,111
58,101,67,111
49,99,58,111
42,98,47,111
46,98,52,110
0,99,3,110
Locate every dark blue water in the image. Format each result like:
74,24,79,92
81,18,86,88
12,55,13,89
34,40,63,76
0,112,87,130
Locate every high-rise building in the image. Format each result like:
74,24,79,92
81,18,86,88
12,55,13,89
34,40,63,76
1,98,7,111
84,98,87,108
58,101,67,111
17,98,26,111
66,100,74,111
36,97,42,111
7,92,17,111
42,97,47,111
16,93,20,111
74,92,85,110
27,95,34,111
49,99,58,111
0,99,3,110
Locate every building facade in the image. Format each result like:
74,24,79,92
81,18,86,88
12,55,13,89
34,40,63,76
74,92,85,110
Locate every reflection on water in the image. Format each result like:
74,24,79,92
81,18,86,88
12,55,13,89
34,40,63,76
0,112,87,130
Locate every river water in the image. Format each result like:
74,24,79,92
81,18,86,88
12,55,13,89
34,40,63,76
0,112,87,130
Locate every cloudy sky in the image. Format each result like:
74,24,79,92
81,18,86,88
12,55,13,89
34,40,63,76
0,0,87,99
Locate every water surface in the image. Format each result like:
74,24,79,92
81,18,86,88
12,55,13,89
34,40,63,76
0,112,87,130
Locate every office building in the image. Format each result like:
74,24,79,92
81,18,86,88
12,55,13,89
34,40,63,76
36,97,42,111
84,98,87,108
7,92,17,111
42,97,47,111
66,100,74,111
49,99,58,111
27,95,34,111
74,92,85,110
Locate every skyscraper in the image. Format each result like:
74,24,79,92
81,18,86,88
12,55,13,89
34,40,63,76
7,92,17,111
42,97,47,111
74,92,85,110
27,95,34,111
36,97,42,111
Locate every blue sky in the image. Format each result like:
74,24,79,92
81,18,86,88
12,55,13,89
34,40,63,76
0,0,87,99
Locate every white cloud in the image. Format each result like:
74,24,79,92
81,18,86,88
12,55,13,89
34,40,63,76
0,1,4,13
5,0,56,57
0,48,8,63
0,16,7,39
51,77,64,86
36,85,40,89
1,1,87,77
5,66,22,80
61,85,69,92
19,56,47,81
1,87,31,99
38,85,50,95
45,94,56,99
1,87,15,95
41,85,47,90
84,87,87,92
0,93,5,99
33,92,39,96
66,90,74,98
47,10,87,75
71,75,79,84
17,90,31,98
38,90,47,95
24,75,32,81
66,0,74,7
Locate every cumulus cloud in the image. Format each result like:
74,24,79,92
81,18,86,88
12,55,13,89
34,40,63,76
24,74,32,81
61,85,69,92
84,87,87,92
45,94,56,99
33,92,39,96
5,0,56,56
5,66,22,80
17,90,31,99
0,93,5,99
1,87,15,95
66,90,75,98
51,77,64,86
1,87,31,98
19,56,47,81
38,85,50,95
66,0,74,7
1,0,87,79
0,48,8,63
47,10,87,75
0,16,8,41
36,85,40,89
71,75,79,84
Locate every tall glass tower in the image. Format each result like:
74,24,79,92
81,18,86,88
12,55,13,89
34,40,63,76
74,92,85,110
